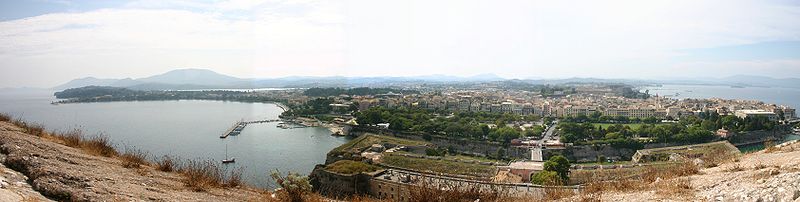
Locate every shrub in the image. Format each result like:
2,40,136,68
224,167,244,188
156,155,177,172
82,135,117,157
120,147,149,169
531,170,563,185
0,113,10,122
543,155,571,182
271,170,312,202
180,159,223,191
58,129,84,147
408,178,508,202
25,123,45,137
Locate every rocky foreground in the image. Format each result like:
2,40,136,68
0,121,267,201
584,140,800,202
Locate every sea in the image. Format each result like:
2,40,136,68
644,84,800,151
0,89,351,188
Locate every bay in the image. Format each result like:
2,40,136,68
0,89,350,188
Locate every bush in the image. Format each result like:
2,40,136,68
408,178,508,202
224,167,244,188
425,147,447,156
82,135,117,157
271,170,312,202
25,123,46,137
0,113,10,122
531,170,562,185
180,159,223,191
58,129,84,147
156,155,177,172
120,147,149,168
543,155,571,182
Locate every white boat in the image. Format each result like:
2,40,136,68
222,144,235,164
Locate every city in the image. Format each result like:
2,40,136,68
2,0,800,201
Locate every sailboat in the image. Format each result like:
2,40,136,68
222,144,235,164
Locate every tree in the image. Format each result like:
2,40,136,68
530,170,561,185
700,120,717,131
543,155,571,183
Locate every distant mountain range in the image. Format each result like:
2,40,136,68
52,68,800,90
52,69,508,90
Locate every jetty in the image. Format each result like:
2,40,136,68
219,119,283,138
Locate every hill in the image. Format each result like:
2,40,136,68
0,121,267,201
566,140,800,201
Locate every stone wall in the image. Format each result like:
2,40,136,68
308,164,380,197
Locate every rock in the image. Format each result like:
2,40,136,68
693,158,705,167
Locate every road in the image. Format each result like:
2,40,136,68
541,120,559,144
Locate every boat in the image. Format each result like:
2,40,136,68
222,144,235,164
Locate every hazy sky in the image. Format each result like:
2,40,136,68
1,0,800,88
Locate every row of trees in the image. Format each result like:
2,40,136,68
559,111,779,147
560,112,661,124
354,107,543,143
302,87,419,97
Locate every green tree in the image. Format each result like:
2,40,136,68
543,155,571,183
530,170,561,185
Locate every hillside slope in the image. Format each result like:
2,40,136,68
583,141,800,201
0,121,267,201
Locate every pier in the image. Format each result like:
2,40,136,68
219,119,282,138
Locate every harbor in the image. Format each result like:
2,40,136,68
219,119,282,138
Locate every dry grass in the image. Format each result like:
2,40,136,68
406,179,511,202
764,140,779,153
180,159,223,191
4,116,249,192
654,177,693,197
753,163,767,170
156,155,178,172
82,135,118,157
178,159,243,191
223,167,244,188
120,147,149,168
579,162,699,199
723,163,744,172
55,129,84,147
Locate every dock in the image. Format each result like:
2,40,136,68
219,119,283,138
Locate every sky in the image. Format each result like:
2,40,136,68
1,0,800,88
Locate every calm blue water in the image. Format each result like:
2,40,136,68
0,89,350,188
645,84,800,151
644,84,800,109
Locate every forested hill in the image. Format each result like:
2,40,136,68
54,86,138,99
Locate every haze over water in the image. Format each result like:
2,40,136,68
645,84,800,109
0,89,351,188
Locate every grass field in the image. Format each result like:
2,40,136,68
325,160,382,174
328,134,428,156
380,154,498,177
